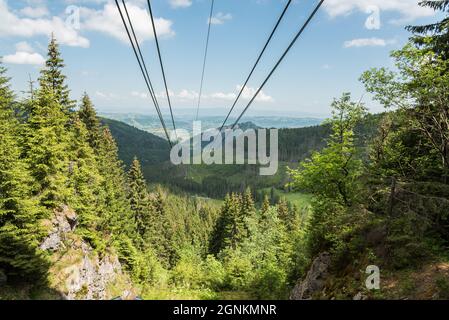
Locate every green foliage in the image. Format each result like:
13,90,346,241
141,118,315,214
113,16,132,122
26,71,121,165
38,34,75,112
407,1,449,58
127,158,151,244
289,93,366,207
0,63,48,279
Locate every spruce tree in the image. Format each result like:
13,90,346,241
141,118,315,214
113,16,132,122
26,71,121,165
276,198,290,222
24,85,72,207
146,188,176,267
261,195,271,215
127,157,151,243
78,93,101,148
407,1,449,58
97,127,135,239
209,194,232,255
0,63,47,279
67,115,104,248
222,193,248,250
39,34,75,112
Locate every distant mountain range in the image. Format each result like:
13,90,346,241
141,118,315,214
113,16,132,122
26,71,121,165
100,113,381,198
100,113,324,138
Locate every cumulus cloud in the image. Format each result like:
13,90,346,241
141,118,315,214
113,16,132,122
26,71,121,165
237,85,274,103
343,37,395,48
132,89,196,101
0,0,89,47
169,0,192,9
131,85,273,103
210,92,236,101
19,6,49,18
96,91,118,100
15,41,35,53
80,2,175,43
177,89,198,100
2,42,45,65
209,12,232,25
323,0,435,23
131,90,148,99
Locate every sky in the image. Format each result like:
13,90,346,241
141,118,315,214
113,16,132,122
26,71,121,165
0,0,440,119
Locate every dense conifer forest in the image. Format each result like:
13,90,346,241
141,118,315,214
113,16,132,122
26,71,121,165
1,0,448,300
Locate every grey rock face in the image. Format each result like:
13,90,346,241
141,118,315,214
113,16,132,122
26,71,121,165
64,242,123,300
39,205,129,300
40,205,78,251
353,292,367,300
290,252,332,300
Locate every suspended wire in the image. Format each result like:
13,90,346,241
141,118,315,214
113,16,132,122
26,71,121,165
231,0,325,129
219,0,293,132
118,0,170,146
114,0,172,147
195,0,216,121
121,1,162,115
147,0,177,136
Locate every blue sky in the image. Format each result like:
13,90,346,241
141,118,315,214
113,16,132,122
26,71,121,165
0,0,440,118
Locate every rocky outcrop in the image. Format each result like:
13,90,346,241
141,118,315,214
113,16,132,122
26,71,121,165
40,205,78,251
40,206,134,300
63,242,124,300
353,292,368,300
290,252,331,300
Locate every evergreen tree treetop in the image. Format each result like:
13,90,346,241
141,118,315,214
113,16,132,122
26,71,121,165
78,93,101,148
39,34,74,112
407,1,449,58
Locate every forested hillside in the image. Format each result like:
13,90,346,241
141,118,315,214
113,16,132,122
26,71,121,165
104,114,381,200
1,0,449,301
0,35,308,300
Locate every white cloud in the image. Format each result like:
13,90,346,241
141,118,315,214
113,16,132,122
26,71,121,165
177,89,198,100
132,86,273,103
15,41,35,53
343,37,395,48
81,2,175,43
96,91,118,100
19,6,49,18
131,90,148,99
209,12,232,25
2,41,45,65
2,51,45,65
169,0,192,9
0,0,89,47
237,85,273,103
323,0,435,23
210,92,236,101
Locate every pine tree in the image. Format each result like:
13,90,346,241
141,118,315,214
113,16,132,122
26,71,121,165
67,115,104,248
24,85,72,207
0,63,48,279
242,187,256,217
78,93,101,148
127,157,152,243
407,1,449,58
39,34,75,112
146,188,176,267
276,198,290,222
261,195,271,215
96,127,135,239
222,193,248,250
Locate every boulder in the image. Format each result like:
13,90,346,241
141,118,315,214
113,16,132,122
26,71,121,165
353,292,368,300
290,252,331,300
